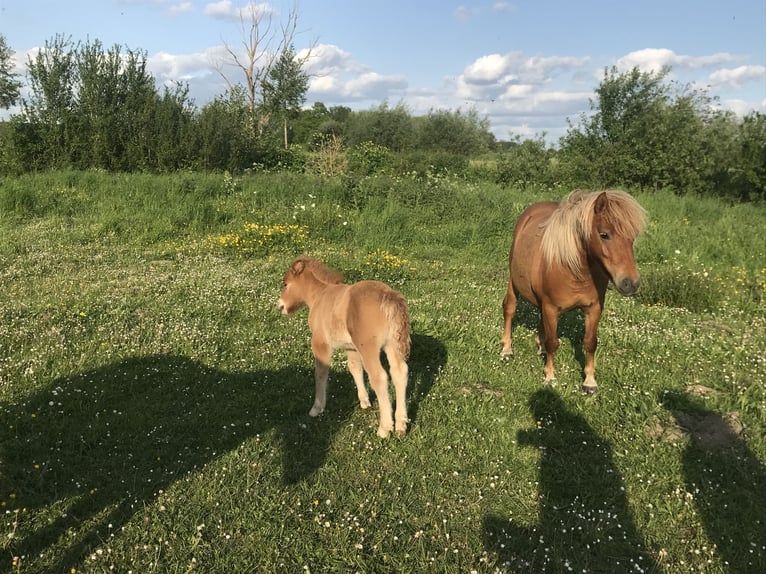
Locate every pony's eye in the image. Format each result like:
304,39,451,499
599,232,610,240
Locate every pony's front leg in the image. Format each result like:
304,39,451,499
310,339,331,417
581,307,601,394
540,305,560,384
346,350,371,409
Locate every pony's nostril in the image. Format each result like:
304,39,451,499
619,277,639,295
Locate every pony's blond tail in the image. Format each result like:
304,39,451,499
382,290,411,359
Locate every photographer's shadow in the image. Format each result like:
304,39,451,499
1,338,445,573
484,388,657,572
661,391,766,573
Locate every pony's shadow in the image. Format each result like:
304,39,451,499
483,388,658,572
660,391,766,573
1,340,445,573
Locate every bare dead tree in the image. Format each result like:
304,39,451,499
213,1,313,137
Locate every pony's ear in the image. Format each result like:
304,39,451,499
290,258,307,275
593,191,609,214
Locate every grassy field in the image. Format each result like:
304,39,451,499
1,170,764,573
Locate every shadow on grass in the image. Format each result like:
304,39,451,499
0,338,445,573
661,391,766,573
483,388,658,573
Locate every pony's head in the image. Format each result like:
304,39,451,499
277,257,345,314
542,190,647,295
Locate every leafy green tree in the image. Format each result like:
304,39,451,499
10,35,195,172
560,66,671,188
0,33,22,109
345,102,414,151
705,111,766,201
19,34,79,168
261,45,309,148
193,86,257,171
558,65,746,196
496,135,558,188
415,107,494,156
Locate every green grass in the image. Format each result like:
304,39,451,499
1,171,764,573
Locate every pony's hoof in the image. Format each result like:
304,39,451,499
500,351,513,361
543,377,557,386
582,384,598,395
359,399,371,409
395,428,406,437
308,405,324,417
377,428,391,439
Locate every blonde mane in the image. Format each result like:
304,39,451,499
540,190,647,277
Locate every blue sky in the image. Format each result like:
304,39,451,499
2,0,765,141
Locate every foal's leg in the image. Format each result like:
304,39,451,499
309,338,331,417
581,307,601,394
346,350,371,409
385,343,409,436
360,347,394,438
540,304,560,384
500,282,518,358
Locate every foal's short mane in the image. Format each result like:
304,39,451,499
541,190,647,277
295,257,345,284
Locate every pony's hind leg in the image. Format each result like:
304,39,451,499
501,282,518,358
360,348,394,439
309,338,331,417
385,344,409,436
346,350,371,409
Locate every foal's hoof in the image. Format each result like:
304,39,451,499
500,350,513,361
581,384,598,395
308,405,324,417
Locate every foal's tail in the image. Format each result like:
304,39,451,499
382,289,411,360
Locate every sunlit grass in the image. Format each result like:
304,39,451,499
0,171,764,573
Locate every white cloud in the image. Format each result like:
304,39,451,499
300,44,405,103
167,2,193,15
463,54,517,84
149,50,216,82
708,65,766,89
616,48,739,73
343,72,407,99
462,51,589,88
301,44,365,77
498,90,591,115
203,1,276,21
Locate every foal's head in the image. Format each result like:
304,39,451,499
277,257,345,314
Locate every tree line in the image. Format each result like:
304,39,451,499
1,33,763,201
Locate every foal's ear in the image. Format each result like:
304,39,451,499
593,191,609,214
290,258,307,275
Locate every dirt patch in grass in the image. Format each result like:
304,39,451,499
649,385,745,450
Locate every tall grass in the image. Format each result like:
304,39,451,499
0,171,764,573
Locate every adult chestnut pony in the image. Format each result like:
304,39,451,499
278,257,411,438
501,190,647,393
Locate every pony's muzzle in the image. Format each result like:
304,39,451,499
277,299,287,314
616,276,640,296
